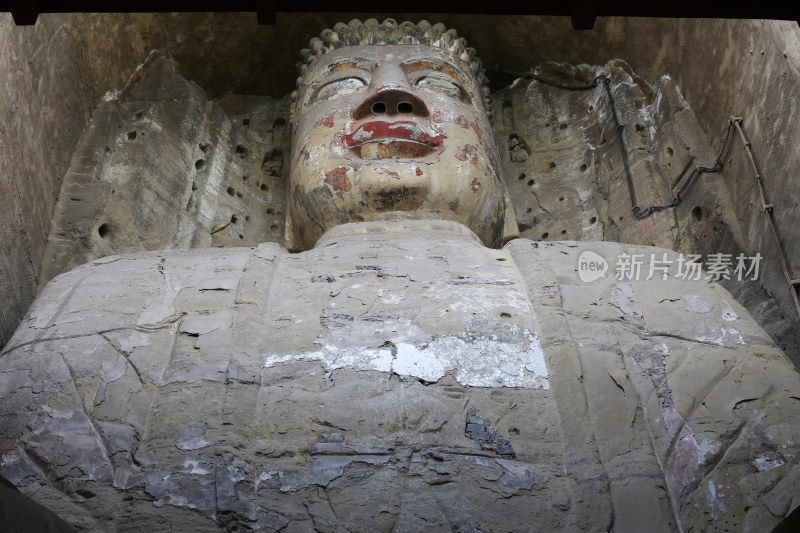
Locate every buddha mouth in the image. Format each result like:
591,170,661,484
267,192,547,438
341,119,444,160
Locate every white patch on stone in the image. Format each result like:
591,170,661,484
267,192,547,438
326,346,393,373
159,494,195,510
180,311,231,336
393,343,449,382
721,307,738,321
182,459,210,475
227,466,246,483
707,480,716,508
119,330,151,353
263,328,548,389
266,347,394,375
41,405,74,419
100,355,127,385
255,471,279,492
177,438,210,451
637,106,657,140
379,291,403,305
697,438,721,465
697,335,724,346
440,286,529,316
684,294,714,313
177,423,210,451
753,455,785,472
698,327,746,347
722,327,745,345
707,479,727,520
262,353,300,367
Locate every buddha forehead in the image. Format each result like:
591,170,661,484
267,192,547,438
301,43,477,87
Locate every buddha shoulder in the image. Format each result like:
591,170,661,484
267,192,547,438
2,243,287,353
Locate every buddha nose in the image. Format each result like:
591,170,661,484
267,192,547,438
352,62,429,120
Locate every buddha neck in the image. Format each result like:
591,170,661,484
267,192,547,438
313,219,486,249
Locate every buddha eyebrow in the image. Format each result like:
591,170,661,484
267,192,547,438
400,59,465,82
324,58,376,76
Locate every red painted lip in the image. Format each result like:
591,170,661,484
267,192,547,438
341,119,444,160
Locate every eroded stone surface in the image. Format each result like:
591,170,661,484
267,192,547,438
39,54,290,283
1,224,798,531
491,60,800,365
3,20,799,531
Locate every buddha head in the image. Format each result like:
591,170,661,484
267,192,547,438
285,19,508,250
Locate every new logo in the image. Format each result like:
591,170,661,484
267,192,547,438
578,250,608,282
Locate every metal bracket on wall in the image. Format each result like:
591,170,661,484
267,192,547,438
731,116,800,320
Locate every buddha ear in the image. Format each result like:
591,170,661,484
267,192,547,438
501,190,520,245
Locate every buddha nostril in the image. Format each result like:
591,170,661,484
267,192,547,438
397,101,414,114
371,102,387,114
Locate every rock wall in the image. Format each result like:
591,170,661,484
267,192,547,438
491,59,800,364
492,61,734,252
40,54,289,281
672,20,800,361
0,14,94,348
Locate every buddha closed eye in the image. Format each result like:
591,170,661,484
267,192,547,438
313,76,367,102
415,75,466,100
306,59,471,108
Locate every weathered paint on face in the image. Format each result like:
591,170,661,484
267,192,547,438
288,44,506,250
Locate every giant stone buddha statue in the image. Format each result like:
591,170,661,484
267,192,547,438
1,20,799,532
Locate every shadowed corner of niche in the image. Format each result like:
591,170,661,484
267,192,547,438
503,187,520,245
0,473,77,532
771,503,800,533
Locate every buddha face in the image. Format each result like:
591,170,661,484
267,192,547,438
287,44,506,250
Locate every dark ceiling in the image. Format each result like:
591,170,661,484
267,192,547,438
1,1,798,29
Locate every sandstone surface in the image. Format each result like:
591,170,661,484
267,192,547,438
1,223,797,531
